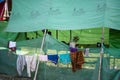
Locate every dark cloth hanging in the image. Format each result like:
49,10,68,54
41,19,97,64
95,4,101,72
48,54,58,64
76,51,84,69
70,52,77,72
70,50,84,72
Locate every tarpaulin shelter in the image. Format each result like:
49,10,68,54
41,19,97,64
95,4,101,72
0,0,120,80
5,0,120,32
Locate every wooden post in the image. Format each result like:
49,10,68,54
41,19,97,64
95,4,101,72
56,30,58,39
98,27,104,80
33,29,47,80
70,30,72,40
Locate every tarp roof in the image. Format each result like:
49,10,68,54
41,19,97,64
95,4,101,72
5,0,120,32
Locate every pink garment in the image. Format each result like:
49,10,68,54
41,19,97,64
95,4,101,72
0,1,5,21
39,54,48,61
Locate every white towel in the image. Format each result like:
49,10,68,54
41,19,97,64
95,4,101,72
16,55,26,76
25,54,37,77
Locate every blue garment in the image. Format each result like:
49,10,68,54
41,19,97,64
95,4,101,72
59,53,71,64
0,0,4,3
48,54,58,64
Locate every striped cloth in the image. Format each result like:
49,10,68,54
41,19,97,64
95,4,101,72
70,51,84,72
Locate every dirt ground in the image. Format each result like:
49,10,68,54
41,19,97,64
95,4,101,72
0,74,32,80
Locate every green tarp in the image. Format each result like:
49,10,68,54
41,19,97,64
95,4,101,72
56,28,109,44
5,0,120,32
0,22,110,48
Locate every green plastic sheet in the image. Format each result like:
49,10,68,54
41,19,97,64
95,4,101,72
5,0,120,32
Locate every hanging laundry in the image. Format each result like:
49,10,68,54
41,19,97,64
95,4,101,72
69,47,78,52
16,55,26,76
0,0,5,21
4,0,9,18
8,41,16,48
25,54,37,77
59,53,71,64
84,48,90,57
69,41,78,52
8,41,16,52
70,52,77,72
76,51,84,69
70,51,84,72
48,54,58,64
39,54,48,61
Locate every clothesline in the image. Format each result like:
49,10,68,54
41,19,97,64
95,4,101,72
16,51,85,77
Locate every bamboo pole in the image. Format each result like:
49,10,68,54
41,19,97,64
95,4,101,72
33,29,47,80
98,27,104,80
